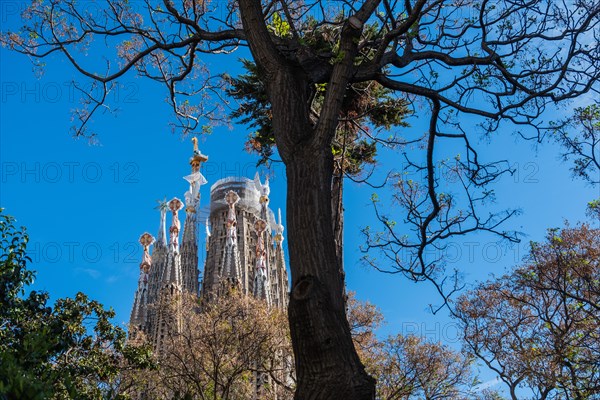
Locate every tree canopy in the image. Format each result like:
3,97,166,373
552,102,600,186
0,209,154,400
456,222,600,399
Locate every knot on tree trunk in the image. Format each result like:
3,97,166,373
292,275,314,300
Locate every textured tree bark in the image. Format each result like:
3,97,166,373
237,1,377,396
331,172,345,278
285,146,375,399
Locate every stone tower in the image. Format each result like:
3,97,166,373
200,175,289,309
129,140,289,352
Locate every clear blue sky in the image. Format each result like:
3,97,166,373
1,5,598,356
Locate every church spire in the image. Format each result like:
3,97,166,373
182,137,208,225
168,198,183,254
181,138,208,294
155,199,168,246
190,136,208,172
272,209,289,308
220,190,242,290
274,208,284,246
253,218,271,305
152,196,185,352
145,201,168,334
253,173,274,306
129,232,154,332
254,172,270,221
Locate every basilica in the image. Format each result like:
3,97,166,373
129,139,289,352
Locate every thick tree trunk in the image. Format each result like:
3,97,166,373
286,146,375,399
236,3,375,392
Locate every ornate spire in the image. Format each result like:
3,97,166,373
168,197,183,253
274,208,285,246
183,174,207,215
130,232,155,331
272,209,289,309
181,139,209,295
153,197,186,351
254,172,270,220
184,138,209,216
146,201,168,329
253,218,271,305
225,191,240,246
139,232,155,272
220,190,242,289
190,136,209,172
155,198,168,246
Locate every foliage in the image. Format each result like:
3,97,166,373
375,335,485,400
346,291,385,371
0,209,154,400
227,59,277,165
346,292,495,399
588,198,600,220
551,102,600,186
132,291,293,400
228,56,410,172
456,223,600,399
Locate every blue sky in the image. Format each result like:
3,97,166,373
1,1,598,364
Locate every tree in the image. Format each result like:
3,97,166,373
3,1,600,397
375,335,485,400
130,291,384,399
551,102,600,186
455,223,600,399
0,209,154,400
347,292,497,400
346,291,386,374
132,291,293,400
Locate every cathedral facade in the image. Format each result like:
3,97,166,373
129,140,289,351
